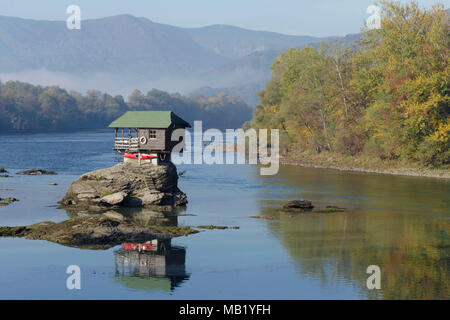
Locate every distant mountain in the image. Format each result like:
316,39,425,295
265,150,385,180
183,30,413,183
192,82,267,106
0,15,228,77
209,33,362,76
185,24,326,59
194,34,362,105
0,14,362,105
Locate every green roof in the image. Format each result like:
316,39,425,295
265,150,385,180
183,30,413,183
108,111,191,128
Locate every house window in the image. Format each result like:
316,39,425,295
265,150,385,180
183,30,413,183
149,130,157,139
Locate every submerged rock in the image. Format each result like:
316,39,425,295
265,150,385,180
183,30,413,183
259,201,347,218
314,206,346,213
61,162,187,209
196,225,240,230
283,200,314,210
17,169,57,175
102,211,125,221
0,197,19,206
250,215,276,220
0,197,19,203
0,168,9,178
0,215,198,249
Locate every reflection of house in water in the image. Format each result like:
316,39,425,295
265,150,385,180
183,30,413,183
114,239,189,292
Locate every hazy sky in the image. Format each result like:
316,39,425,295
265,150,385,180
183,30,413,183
0,0,448,36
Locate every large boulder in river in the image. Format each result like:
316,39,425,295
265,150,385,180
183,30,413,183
61,162,187,209
101,191,128,205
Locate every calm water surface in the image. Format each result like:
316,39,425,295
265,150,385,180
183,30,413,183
0,131,448,299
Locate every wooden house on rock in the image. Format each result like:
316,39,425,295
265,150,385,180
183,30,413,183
109,111,191,165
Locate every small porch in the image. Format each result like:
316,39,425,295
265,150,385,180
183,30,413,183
114,128,139,152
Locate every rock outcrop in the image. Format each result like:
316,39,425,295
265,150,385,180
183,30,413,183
61,162,187,209
283,200,314,210
16,169,56,175
0,215,198,249
0,197,19,206
0,168,8,178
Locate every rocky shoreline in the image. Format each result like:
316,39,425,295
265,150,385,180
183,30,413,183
280,156,450,179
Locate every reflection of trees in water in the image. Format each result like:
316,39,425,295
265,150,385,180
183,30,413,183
114,239,189,292
261,205,449,299
256,166,450,299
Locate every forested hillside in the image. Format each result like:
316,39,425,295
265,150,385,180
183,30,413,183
0,82,252,132
249,2,449,167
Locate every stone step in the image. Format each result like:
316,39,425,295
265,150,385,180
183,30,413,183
144,176,157,190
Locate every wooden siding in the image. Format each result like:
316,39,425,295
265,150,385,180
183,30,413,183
166,125,186,152
114,137,139,151
139,128,166,151
114,127,187,153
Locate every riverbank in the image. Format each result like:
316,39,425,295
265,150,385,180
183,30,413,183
280,151,450,179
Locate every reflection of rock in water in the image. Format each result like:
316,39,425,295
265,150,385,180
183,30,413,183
114,239,189,292
66,207,181,227
121,208,179,227
0,207,197,250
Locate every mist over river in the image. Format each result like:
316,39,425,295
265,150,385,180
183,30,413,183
0,131,448,299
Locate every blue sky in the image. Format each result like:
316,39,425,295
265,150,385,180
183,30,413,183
0,0,448,36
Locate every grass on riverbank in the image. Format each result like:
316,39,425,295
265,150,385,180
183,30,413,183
280,150,450,179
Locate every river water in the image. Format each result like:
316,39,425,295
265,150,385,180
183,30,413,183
0,130,448,299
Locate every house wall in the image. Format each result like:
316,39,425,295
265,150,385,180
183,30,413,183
166,125,186,153
139,128,166,151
